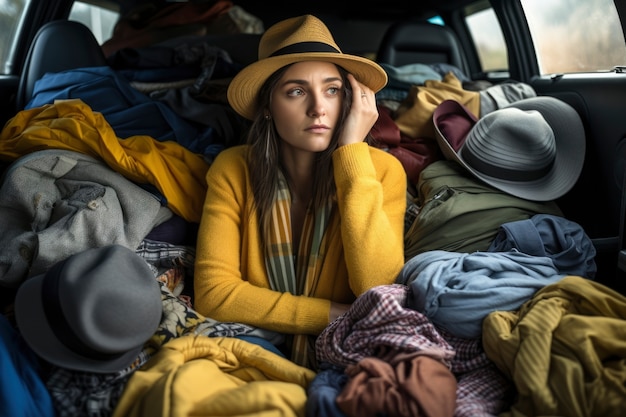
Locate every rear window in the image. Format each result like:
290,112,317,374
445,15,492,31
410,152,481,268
69,0,119,44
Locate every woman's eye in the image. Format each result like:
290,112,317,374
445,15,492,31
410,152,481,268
328,87,339,95
287,88,304,97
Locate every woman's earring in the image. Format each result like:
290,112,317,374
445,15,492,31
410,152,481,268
265,120,272,160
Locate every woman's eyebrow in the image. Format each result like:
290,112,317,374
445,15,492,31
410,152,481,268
280,76,343,86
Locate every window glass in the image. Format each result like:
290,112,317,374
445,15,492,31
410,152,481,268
464,4,508,73
69,1,118,44
0,0,30,74
521,0,626,73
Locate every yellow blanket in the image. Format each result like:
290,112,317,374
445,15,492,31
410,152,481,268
112,335,316,417
393,72,480,140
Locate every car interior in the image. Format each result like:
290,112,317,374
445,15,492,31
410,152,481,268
1,0,626,416
376,20,471,74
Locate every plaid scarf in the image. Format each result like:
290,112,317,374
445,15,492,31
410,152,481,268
266,170,332,368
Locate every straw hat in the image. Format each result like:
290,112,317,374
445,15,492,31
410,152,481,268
433,96,585,201
227,14,388,120
15,245,162,373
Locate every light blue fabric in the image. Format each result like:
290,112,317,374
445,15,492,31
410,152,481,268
377,62,442,102
379,62,442,87
396,250,566,338
0,314,56,417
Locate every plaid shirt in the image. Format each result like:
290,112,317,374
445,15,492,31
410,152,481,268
315,284,512,417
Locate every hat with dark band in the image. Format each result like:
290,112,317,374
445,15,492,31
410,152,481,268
433,96,585,201
15,245,162,373
227,14,388,120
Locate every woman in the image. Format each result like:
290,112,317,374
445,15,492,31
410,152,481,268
194,14,407,369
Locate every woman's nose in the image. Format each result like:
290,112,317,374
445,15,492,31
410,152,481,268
308,94,326,117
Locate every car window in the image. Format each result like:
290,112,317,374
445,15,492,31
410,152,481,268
0,0,31,75
521,0,626,74
464,2,508,74
0,0,117,76
69,0,118,44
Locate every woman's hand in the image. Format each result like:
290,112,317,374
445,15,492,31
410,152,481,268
330,301,351,321
337,73,380,147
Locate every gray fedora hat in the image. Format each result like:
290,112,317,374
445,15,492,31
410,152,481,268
433,96,585,201
15,245,162,373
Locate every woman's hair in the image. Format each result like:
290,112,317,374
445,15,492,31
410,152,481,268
245,63,362,243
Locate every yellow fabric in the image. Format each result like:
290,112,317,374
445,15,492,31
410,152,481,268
482,276,626,417
194,143,407,337
393,72,481,140
0,99,209,222
112,335,316,417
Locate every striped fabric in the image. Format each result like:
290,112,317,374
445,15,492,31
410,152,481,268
266,170,332,367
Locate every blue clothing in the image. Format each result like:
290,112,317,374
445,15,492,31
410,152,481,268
0,314,56,417
26,66,222,157
397,250,566,338
488,214,597,279
306,363,349,417
377,62,442,102
233,335,285,358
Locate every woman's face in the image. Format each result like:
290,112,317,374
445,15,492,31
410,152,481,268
270,61,344,155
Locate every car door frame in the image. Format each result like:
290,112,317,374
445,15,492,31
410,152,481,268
486,0,626,292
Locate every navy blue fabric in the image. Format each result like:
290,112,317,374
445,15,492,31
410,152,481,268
0,314,56,417
233,335,285,358
306,363,349,417
488,214,597,279
25,66,222,155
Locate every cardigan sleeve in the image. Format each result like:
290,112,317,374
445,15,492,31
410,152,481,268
332,142,407,296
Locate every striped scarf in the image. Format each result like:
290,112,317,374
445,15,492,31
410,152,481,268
265,170,332,368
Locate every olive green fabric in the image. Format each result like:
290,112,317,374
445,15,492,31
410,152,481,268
404,160,564,260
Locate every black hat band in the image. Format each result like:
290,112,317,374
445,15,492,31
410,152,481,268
42,262,123,361
270,41,340,57
461,145,554,182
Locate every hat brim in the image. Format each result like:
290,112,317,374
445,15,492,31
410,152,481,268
433,96,586,201
227,52,388,120
15,275,145,373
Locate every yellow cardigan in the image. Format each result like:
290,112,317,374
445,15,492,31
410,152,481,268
194,142,407,336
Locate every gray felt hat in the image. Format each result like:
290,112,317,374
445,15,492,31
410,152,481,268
15,245,162,373
433,96,586,202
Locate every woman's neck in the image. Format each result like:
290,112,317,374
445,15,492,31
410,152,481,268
281,150,315,253
281,150,315,203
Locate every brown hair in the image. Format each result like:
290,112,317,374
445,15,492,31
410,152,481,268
245,64,365,243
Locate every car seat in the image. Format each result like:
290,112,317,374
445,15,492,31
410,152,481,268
376,20,470,77
16,20,107,110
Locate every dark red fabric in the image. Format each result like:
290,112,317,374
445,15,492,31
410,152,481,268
371,105,441,185
371,105,402,147
432,99,477,152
